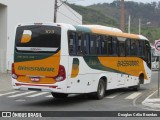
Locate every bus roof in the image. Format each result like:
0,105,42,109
78,25,148,40
16,23,149,41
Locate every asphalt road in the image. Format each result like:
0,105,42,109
0,71,159,119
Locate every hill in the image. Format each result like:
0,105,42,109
68,1,160,42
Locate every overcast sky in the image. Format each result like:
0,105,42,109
68,0,160,6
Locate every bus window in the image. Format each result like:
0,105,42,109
131,39,137,56
136,40,139,56
76,33,83,55
126,39,131,56
139,41,145,58
90,35,96,55
95,35,102,55
118,37,126,57
16,26,61,53
107,37,118,56
108,37,112,56
112,38,118,56
102,36,108,55
83,34,90,55
68,32,76,55
145,41,151,67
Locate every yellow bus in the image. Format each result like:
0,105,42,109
12,23,151,99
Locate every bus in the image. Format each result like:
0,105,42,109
151,46,159,70
12,23,151,100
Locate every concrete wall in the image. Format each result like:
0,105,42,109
0,3,7,73
0,0,82,72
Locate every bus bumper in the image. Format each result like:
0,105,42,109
12,78,67,93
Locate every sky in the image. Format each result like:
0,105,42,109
68,0,160,6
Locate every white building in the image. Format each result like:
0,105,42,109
0,0,82,73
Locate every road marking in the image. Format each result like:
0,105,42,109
27,92,49,97
8,91,37,98
45,95,52,98
0,91,19,97
125,92,141,99
105,92,124,99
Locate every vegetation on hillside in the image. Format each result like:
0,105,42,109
68,1,160,43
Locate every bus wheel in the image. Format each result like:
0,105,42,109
51,93,68,98
88,79,106,100
133,75,144,91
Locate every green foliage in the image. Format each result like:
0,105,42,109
68,4,117,27
68,2,160,43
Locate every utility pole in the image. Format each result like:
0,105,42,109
54,0,58,23
120,0,125,32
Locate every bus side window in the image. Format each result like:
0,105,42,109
108,36,112,56
68,32,76,55
126,39,131,56
95,35,102,55
76,32,83,55
119,40,125,57
83,34,90,55
131,39,137,56
139,41,145,58
90,35,96,55
102,36,108,55
136,40,139,56
112,37,118,56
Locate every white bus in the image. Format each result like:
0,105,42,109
12,23,151,99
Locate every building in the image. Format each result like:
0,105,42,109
0,0,82,73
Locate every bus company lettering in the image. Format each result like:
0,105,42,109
117,60,139,67
18,66,54,72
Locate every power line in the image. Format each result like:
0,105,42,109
62,1,82,21
57,10,82,24
57,0,68,9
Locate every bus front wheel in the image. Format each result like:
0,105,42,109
133,75,144,91
51,93,68,98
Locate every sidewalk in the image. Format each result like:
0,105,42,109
142,89,160,110
0,72,12,91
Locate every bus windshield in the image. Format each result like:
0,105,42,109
15,25,61,53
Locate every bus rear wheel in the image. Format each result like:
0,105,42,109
51,93,68,98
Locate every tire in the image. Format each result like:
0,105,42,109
88,79,106,100
51,93,68,98
133,75,144,91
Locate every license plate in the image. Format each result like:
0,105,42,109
30,77,40,82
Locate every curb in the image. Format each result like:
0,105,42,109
142,90,160,109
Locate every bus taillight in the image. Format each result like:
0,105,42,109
12,63,18,79
54,65,66,82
